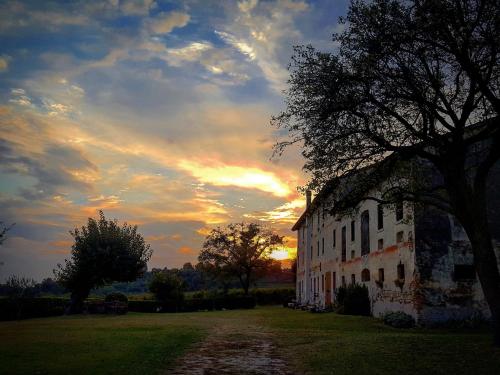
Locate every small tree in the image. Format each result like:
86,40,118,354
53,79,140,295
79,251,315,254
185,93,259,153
198,223,284,295
149,271,184,307
55,211,152,313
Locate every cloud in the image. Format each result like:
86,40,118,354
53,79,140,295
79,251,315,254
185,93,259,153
178,159,293,198
148,11,190,34
164,41,213,66
178,246,195,255
215,0,309,92
120,0,155,15
0,55,9,72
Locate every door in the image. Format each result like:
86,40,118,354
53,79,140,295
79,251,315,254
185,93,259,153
325,271,332,305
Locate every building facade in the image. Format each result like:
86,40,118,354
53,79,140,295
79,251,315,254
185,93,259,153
293,184,500,325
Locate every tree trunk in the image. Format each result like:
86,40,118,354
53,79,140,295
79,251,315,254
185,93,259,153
459,193,500,346
67,290,89,314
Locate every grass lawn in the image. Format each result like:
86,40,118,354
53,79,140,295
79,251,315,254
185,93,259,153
1,307,500,374
0,313,206,375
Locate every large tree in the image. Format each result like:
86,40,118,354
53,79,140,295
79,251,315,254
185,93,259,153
273,0,500,344
55,211,152,313
198,223,284,295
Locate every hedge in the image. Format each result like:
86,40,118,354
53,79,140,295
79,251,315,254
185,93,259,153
128,296,256,313
0,297,67,320
224,288,295,305
0,295,257,320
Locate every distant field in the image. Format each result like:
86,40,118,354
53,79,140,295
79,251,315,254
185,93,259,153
1,307,500,374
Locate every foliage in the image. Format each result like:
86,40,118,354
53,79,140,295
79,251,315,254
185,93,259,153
273,0,500,345
54,210,152,313
227,287,295,305
148,271,184,303
105,292,128,303
335,284,371,316
383,311,416,328
0,221,14,246
127,295,256,313
3,275,38,299
199,222,284,295
0,297,67,321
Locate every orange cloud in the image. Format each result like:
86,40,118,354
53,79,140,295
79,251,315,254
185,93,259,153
178,246,196,255
178,159,293,197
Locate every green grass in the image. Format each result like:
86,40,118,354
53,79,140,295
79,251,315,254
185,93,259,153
1,307,499,374
253,308,500,375
0,313,206,375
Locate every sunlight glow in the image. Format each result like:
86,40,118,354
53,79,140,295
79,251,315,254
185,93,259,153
178,160,292,197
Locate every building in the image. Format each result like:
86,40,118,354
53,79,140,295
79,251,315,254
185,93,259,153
292,168,500,325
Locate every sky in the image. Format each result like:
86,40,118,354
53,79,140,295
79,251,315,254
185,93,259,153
0,0,348,281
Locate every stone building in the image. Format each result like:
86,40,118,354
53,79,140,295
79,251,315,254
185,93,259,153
293,168,500,325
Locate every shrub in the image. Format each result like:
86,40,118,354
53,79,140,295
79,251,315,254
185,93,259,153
128,300,163,313
149,272,184,302
104,292,128,303
0,297,67,320
127,296,255,313
225,288,295,305
383,311,415,328
335,284,371,316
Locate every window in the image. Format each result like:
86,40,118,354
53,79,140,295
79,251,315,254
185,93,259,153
378,268,385,282
377,204,384,230
361,268,370,282
351,220,355,241
396,201,404,221
454,265,476,281
341,226,347,262
322,238,325,255
321,274,324,292
351,250,355,259
361,210,370,255
351,274,356,285
333,229,336,248
341,275,346,287
396,231,404,244
317,240,320,257
378,238,384,251
397,263,405,280
310,246,313,260
332,272,336,290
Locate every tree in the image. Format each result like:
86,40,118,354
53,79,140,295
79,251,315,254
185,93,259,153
54,211,152,313
198,223,284,295
273,0,500,344
149,271,185,304
0,222,14,246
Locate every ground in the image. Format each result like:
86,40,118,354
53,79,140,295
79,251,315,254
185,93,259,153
1,307,500,375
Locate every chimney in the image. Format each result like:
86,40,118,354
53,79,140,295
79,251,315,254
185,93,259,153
306,190,312,209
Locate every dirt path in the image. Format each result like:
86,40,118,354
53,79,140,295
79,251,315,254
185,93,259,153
168,321,292,375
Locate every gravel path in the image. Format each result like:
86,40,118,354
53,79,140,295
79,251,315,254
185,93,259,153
168,322,292,375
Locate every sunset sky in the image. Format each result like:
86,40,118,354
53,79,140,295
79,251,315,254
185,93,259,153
0,0,348,281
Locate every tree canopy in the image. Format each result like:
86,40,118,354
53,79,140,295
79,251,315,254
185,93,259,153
198,223,284,295
55,211,152,313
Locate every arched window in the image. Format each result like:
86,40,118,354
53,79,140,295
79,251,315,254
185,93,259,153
361,268,371,282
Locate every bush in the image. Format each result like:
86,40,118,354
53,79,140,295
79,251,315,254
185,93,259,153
335,284,371,316
104,292,128,303
224,288,295,305
127,296,255,313
149,272,184,302
383,311,416,328
0,297,67,320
